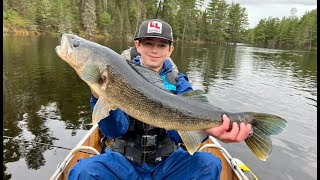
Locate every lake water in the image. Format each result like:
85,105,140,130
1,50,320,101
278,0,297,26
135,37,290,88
3,35,317,180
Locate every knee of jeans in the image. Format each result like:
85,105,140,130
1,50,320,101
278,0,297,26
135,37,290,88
203,154,222,177
192,153,222,179
77,160,99,172
199,153,222,168
69,160,98,179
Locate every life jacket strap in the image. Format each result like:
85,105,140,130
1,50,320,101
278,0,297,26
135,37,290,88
111,131,177,165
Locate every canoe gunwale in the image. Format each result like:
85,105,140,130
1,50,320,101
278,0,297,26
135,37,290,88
50,124,99,180
199,136,250,180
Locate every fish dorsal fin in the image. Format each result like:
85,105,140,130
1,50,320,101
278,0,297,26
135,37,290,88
126,60,167,91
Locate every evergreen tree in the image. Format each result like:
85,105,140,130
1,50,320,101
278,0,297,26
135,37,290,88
35,0,55,31
175,0,198,42
81,0,97,36
264,17,280,48
295,9,317,50
253,19,267,47
207,0,229,44
226,2,248,45
277,17,299,49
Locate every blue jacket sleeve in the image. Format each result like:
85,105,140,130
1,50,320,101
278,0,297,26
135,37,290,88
176,73,193,94
90,95,129,138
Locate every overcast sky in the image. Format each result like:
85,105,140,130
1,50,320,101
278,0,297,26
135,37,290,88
204,0,317,28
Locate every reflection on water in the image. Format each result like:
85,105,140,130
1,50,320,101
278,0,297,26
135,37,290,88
3,35,317,180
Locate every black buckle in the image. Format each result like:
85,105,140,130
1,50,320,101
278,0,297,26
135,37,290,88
141,135,157,146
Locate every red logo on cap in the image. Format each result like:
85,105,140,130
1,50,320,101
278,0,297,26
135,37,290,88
147,21,162,33
149,22,160,29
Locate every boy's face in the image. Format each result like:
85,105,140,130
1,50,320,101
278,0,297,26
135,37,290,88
135,38,174,72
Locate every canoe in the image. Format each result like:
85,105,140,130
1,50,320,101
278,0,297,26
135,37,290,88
50,124,257,180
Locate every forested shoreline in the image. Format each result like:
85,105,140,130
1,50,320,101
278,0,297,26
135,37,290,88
3,0,317,50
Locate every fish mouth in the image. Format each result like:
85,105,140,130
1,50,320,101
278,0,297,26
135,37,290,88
55,33,70,59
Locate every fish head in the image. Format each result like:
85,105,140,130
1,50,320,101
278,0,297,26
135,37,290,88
55,33,95,75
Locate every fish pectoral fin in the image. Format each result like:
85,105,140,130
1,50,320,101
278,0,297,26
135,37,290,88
92,97,114,124
80,64,101,83
178,130,208,155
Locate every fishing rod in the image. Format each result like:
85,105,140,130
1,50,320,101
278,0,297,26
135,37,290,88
3,135,97,155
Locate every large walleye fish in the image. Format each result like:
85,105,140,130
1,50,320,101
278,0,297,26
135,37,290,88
55,33,287,161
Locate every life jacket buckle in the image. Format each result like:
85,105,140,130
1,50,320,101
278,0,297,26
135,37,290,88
141,135,157,146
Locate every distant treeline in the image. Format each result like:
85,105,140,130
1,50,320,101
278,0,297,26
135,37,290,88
244,9,317,50
3,0,317,50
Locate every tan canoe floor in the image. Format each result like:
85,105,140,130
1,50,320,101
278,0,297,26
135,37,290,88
56,127,238,180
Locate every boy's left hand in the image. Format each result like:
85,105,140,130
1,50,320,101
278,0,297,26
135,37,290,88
204,114,252,143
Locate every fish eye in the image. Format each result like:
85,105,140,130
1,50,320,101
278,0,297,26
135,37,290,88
73,40,80,47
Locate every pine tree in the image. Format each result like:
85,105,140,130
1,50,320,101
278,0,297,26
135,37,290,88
81,0,97,36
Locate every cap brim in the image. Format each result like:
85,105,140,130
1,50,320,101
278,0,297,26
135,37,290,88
134,36,173,42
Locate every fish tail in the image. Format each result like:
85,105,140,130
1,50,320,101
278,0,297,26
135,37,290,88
242,112,287,161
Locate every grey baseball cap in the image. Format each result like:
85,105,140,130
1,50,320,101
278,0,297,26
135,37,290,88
134,19,173,42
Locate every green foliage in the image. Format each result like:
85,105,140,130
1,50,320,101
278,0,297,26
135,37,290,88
262,17,280,48
226,2,249,44
253,19,267,47
4,0,317,50
198,10,209,41
207,0,229,44
295,9,317,50
35,0,56,31
129,0,138,29
143,0,158,19
244,8,317,50
99,11,112,27
81,0,97,36
3,9,31,28
277,17,299,49
243,28,255,44
4,0,8,10
55,0,77,34
96,0,112,33
173,0,199,42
